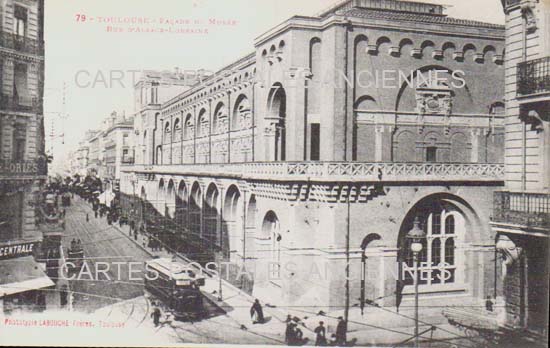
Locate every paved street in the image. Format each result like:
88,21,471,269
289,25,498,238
62,196,151,312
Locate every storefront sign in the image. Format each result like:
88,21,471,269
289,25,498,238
0,242,37,260
0,160,38,175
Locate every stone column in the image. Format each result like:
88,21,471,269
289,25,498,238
285,68,310,160
380,248,400,307
263,122,278,162
375,125,393,162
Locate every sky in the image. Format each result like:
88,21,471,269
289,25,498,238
44,0,505,171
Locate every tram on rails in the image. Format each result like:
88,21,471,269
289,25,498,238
66,243,84,276
144,258,206,321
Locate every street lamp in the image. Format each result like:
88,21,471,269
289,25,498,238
406,216,426,348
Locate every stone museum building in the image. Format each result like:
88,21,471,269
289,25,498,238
120,0,508,310
491,0,549,339
0,0,53,311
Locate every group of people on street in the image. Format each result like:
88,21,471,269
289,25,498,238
147,233,163,252
250,299,348,346
69,239,82,251
285,317,307,346
287,316,347,346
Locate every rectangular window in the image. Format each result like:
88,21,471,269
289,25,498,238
14,6,27,37
13,123,26,161
310,123,320,161
426,146,437,162
14,63,29,104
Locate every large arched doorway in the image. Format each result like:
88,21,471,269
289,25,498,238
157,179,166,214
267,84,286,161
204,183,220,244
189,182,202,236
262,210,281,280
223,185,241,261
166,179,175,218
175,180,188,253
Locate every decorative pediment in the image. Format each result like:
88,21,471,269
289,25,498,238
415,77,453,116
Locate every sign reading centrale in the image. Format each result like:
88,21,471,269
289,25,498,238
0,242,37,260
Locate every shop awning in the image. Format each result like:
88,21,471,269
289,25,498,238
0,256,55,297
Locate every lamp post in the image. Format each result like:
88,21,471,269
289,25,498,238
406,217,426,348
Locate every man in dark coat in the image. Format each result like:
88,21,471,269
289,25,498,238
335,317,347,346
285,321,294,345
151,307,162,327
250,299,264,324
314,321,327,346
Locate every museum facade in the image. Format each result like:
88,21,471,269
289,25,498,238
120,0,507,309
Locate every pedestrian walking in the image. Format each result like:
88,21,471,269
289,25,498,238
151,307,162,327
86,213,89,222
60,285,68,307
485,295,494,312
94,210,98,218
335,317,347,346
250,298,265,324
285,320,294,345
314,321,327,346
294,325,304,345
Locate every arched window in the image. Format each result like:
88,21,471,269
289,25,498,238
164,121,171,133
184,114,194,140
445,215,455,234
403,207,460,286
232,95,251,130
173,118,181,131
197,110,209,137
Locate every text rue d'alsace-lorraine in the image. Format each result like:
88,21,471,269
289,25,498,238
1,0,548,347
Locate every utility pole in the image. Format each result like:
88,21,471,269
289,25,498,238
344,185,351,326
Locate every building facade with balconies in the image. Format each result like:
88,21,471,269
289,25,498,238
491,0,550,339
120,0,507,310
0,0,53,313
0,0,45,243
100,111,134,190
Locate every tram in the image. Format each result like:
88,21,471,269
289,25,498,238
66,244,84,276
144,258,206,321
